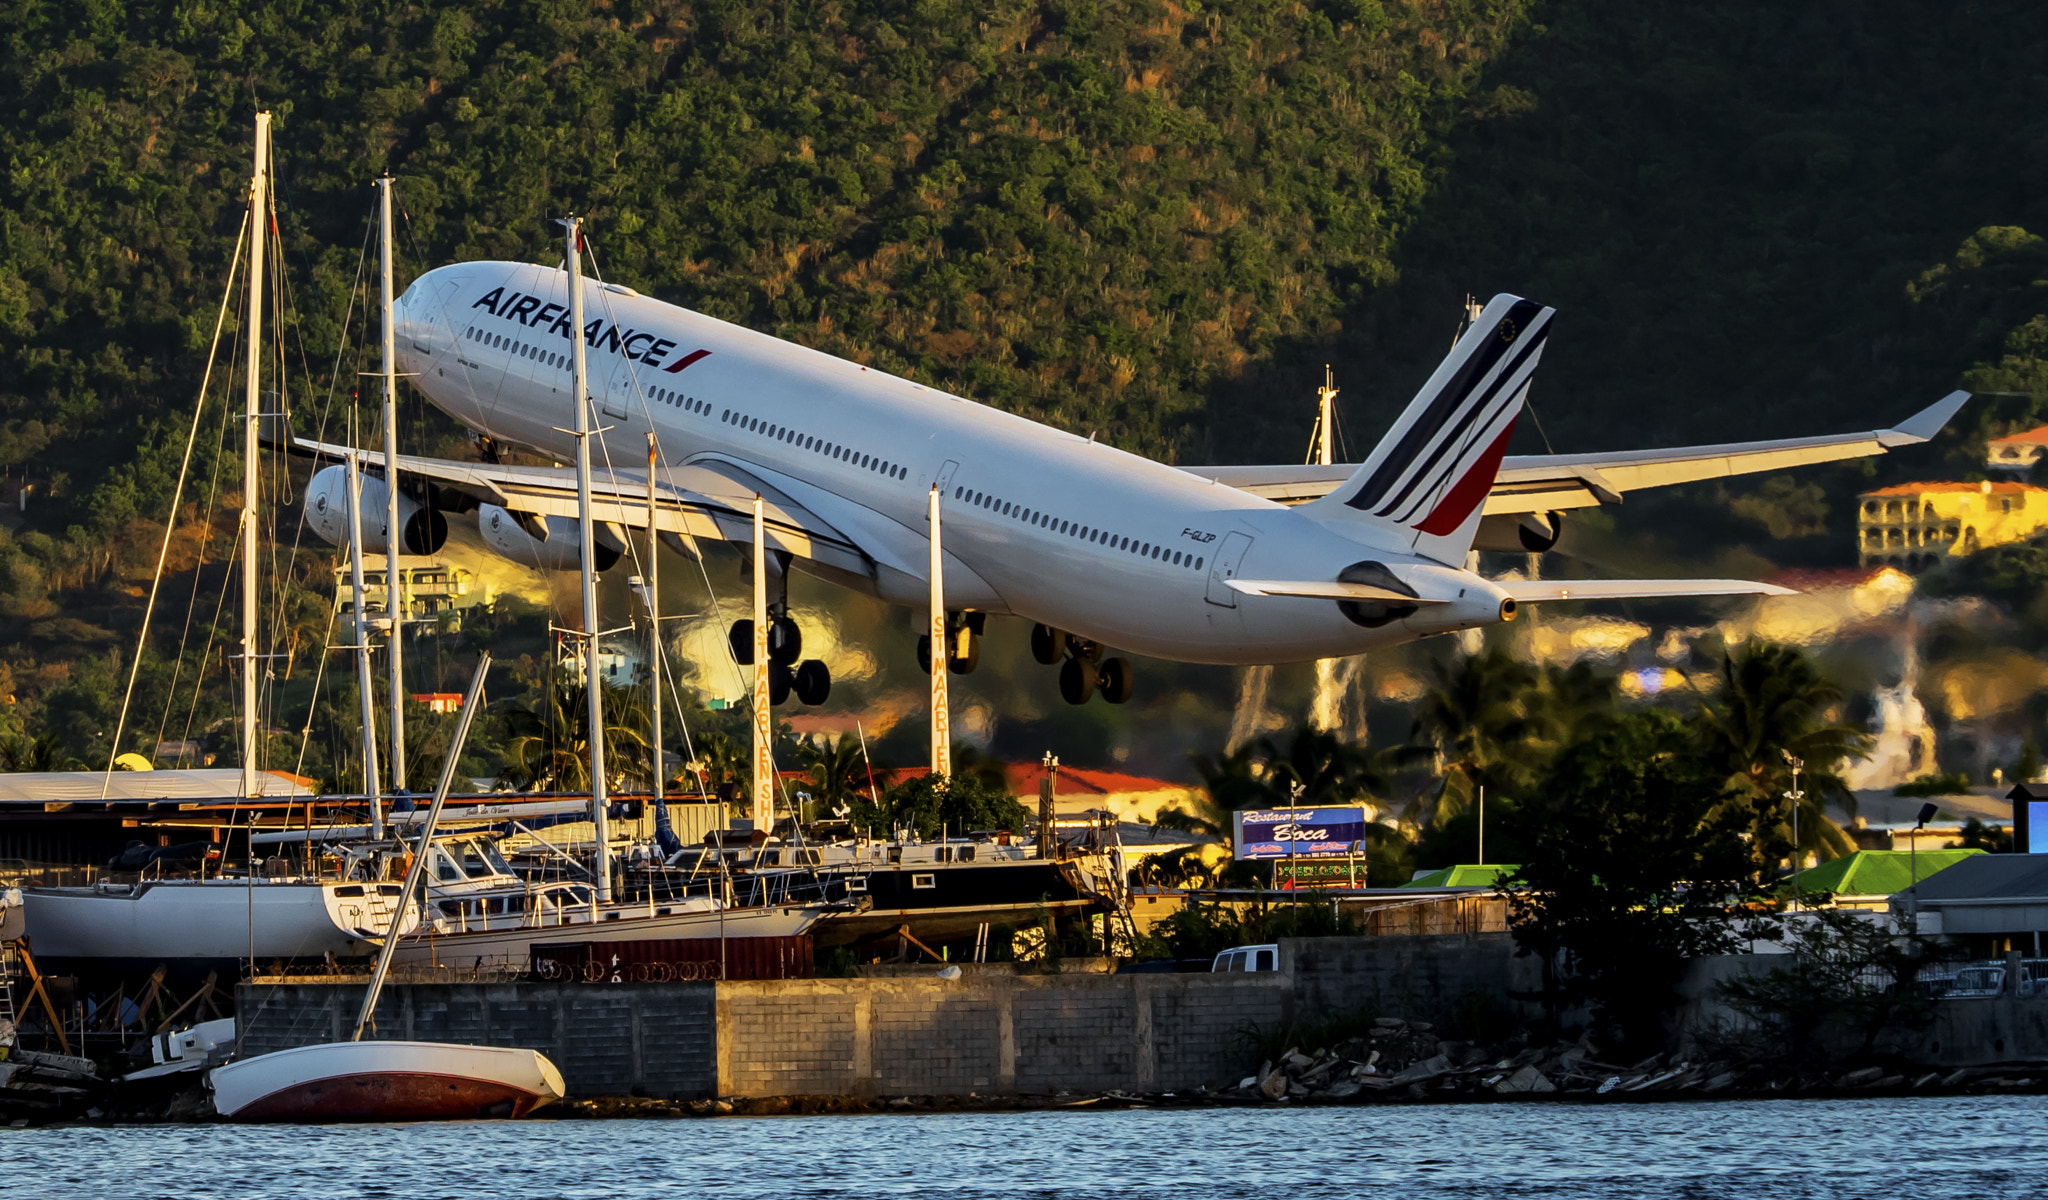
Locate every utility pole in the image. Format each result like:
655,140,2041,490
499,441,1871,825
1038,752,1058,859
751,495,773,832
928,486,950,780
1783,751,1805,913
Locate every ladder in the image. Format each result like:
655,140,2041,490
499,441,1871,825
0,939,19,1035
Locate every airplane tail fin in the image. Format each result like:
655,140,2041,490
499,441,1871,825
1306,293,1554,564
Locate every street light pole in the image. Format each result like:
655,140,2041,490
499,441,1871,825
1782,751,1805,912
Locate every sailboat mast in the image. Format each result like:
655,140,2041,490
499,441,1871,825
566,217,612,902
240,112,269,801
377,176,407,793
345,451,384,839
646,435,664,833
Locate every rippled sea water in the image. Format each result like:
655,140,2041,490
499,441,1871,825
12,1097,2046,1200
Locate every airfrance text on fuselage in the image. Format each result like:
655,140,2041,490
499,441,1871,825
471,286,710,373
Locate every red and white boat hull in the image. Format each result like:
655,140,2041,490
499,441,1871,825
210,1040,565,1122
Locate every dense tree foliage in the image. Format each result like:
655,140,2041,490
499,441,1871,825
4,0,2048,776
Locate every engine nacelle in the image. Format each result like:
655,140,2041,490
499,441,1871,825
303,465,448,555
1472,510,1564,554
479,503,621,573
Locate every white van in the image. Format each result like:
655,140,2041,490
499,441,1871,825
1212,943,1279,972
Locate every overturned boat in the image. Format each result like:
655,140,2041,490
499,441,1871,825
210,1039,562,1121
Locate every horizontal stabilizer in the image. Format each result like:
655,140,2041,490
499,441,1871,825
1498,579,1795,602
1226,578,1446,603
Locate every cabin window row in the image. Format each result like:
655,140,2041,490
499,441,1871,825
950,486,1204,573
720,409,907,481
466,325,567,372
652,386,707,415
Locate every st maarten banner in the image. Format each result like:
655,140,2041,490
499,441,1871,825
1234,807,1369,860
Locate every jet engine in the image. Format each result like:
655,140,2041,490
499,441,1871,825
303,464,448,555
478,503,622,573
1472,510,1564,554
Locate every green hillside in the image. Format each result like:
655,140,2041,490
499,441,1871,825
3,0,2048,773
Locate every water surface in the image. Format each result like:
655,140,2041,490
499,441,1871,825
12,1097,2041,1199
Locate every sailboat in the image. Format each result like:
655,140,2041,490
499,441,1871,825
20,112,419,976
210,653,567,1122
372,215,848,971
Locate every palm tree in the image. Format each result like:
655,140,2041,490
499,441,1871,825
1694,641,1874,864
681,729,747,806
498,669,650,792
1,732,79,772
1411,647,1545,827
800,733,880,821
1182,742,1278,835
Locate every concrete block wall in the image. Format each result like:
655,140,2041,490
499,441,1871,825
1281,932,1538,1023
238,982,719,1099
714,974,1288,1098
237,972,1287,1100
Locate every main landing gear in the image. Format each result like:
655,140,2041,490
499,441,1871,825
1033,623,1133,705
729,613,831,706
917,611,985,675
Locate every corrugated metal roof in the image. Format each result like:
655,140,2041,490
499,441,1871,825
0,768,313,803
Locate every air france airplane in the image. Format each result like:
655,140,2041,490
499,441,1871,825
295,259,1964,706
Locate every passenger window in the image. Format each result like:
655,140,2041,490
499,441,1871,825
1256,949,1275,971
912,873,937,889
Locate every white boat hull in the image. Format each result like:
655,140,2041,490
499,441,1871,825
210,1040,564,1121
23,880,417,963
395,901,826,971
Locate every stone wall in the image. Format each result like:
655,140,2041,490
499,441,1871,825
236,971,1288,1100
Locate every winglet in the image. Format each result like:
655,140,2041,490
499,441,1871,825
1877,390,1970,448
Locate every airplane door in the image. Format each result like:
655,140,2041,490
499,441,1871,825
1205,532,1254,608
600,356,634,421
933,459,960,497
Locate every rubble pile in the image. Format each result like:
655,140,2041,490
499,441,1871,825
1224,1017,2048,1103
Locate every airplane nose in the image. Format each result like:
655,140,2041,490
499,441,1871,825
393,275,449,367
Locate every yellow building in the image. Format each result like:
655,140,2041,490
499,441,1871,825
1857,480,2048,571
336,556,479,627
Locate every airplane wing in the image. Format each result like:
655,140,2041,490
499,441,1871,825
284,434,874,578
1495,579,1796,601
1229,577,1793,603
1184,391,1969,536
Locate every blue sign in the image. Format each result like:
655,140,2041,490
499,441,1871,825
1234,806,1370,860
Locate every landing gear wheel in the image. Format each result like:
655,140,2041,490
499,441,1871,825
728,619,755,666
1031,623,1062,666
768,661,794,706
768,616,802,665
916,634,933,675
794,659,832,706
1059,657,1096,705
1098,657,1135,704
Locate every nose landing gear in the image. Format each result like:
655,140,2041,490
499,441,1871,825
1037,623,1133,705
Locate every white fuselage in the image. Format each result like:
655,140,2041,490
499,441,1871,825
394,262,1507,665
